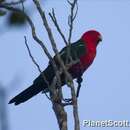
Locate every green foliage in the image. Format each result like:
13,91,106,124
8,11,26,26
0,0,5,3
0,9,6,16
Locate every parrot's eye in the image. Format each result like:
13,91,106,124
97,40,100,45
97,36,102,45
98,35,102,42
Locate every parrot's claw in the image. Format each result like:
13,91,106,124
61,98,73,106
63,98,72,103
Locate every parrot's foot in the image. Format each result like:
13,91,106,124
62,102,73,106
61,98,73,106
63,98,72,103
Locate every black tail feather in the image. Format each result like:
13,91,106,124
9,84,44,105
9,65,55,105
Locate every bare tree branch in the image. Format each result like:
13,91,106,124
68,0,78,44
24,36,42,73
3,0,26,6
66,0,78,64
49,9,68,46
32,0,59,54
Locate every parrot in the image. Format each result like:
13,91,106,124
9,30,102,105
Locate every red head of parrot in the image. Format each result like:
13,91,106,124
81,30,102,47
78,30,102,69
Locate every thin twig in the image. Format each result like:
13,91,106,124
21,0,25,12
3,0,26,6
66,0,78,64
68,0,78,44
73,3,78,21
49,8,68,46
24,36,42,73
62,102,73,107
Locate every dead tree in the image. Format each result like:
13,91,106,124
0,0,80,130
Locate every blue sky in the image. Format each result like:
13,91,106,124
0,0,130,130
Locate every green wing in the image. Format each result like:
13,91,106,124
54,39,86,64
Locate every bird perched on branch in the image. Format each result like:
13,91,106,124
9,30,102,105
